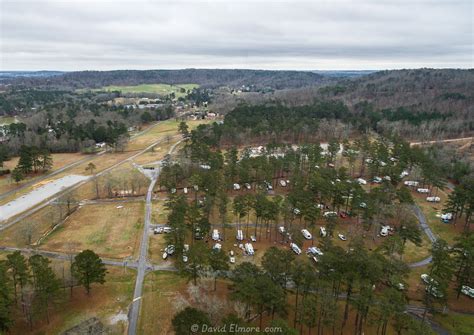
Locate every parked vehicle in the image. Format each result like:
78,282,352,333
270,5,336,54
236,229,244,241
250,235,257,242
383,176,391,181
301,229,312,240
278,226,286,235
380,225,390,237
153,227,163,234
279,180,287,187
417,188,430,193
293,208,301,215
426,286,443,298
461,285,474,298
233,183,241,190
421,274,439,286
441,213,453,223
244,243,254,255
213,243,222,251
183,187,188,194
359,202,367,208
244,183,251,190
338,233,347,241
320,227,327,237
163,226,172,233
171,188,176,194
400,170,410,178
212,229,220,241
194,227,203,240
372,176,382,183
163,245,175,259
356,178,367,185
323,211,337,217
426,196,441,202
182,255,188,263
290,243,302,255
264,181,273,191
307,246,323,256
404,180,419,187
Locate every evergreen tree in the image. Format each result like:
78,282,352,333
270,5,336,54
72,250,107,295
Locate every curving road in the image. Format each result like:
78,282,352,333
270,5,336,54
408,204,437,268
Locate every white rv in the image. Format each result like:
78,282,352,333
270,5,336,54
212,229,220,241
236,229,244,241
301,229,312,240
426,196,441,202
290,243,302,255
244,243,254,255
417,188,430,193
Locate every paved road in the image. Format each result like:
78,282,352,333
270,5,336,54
408,204,437,268
127,139,183,335
410,136,473,147
128,177,157,335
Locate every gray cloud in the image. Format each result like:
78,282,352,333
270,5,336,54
0,0,472,70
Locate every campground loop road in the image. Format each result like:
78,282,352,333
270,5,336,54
409,204,436,268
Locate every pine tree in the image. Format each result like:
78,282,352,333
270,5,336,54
72,250,107,295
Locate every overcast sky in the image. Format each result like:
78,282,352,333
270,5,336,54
0,0,472,71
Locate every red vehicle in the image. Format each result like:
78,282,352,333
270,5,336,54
339,211,349,219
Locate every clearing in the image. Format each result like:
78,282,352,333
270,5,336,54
39,202,144,259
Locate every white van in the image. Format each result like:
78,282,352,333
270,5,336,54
236,229,244,241
417,188,430,193
320,227,327,237
212,229,220,241
290,243,302,255
441,213,453,221
244,243,254,255
301,229,312,240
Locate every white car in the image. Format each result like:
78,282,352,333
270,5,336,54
213,243,222,251
279,180,287,187
278,226,286,234
356,178,367,185
417,188,430,193
426,196,441,202
293,208,301,215
244,183,251,190
400,170,409,178
212,229,220,241
359,202,367,208
182,255,188,263
250,235,257,242
290,243,302,255
233,183,241,191
183,187,188,194
301,229,312,240
338,233,347,241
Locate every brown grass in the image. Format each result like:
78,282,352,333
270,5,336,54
39,202,144,259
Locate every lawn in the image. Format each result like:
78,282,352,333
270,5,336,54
85,83,199,98
434,313,474,335
9,265,136,335
39,202,144,259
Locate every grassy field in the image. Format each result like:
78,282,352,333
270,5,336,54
9,265,135,335
39,202,144,259
0,152,86,195
85,83,199,97
0,115,19,125
434,311,474,335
